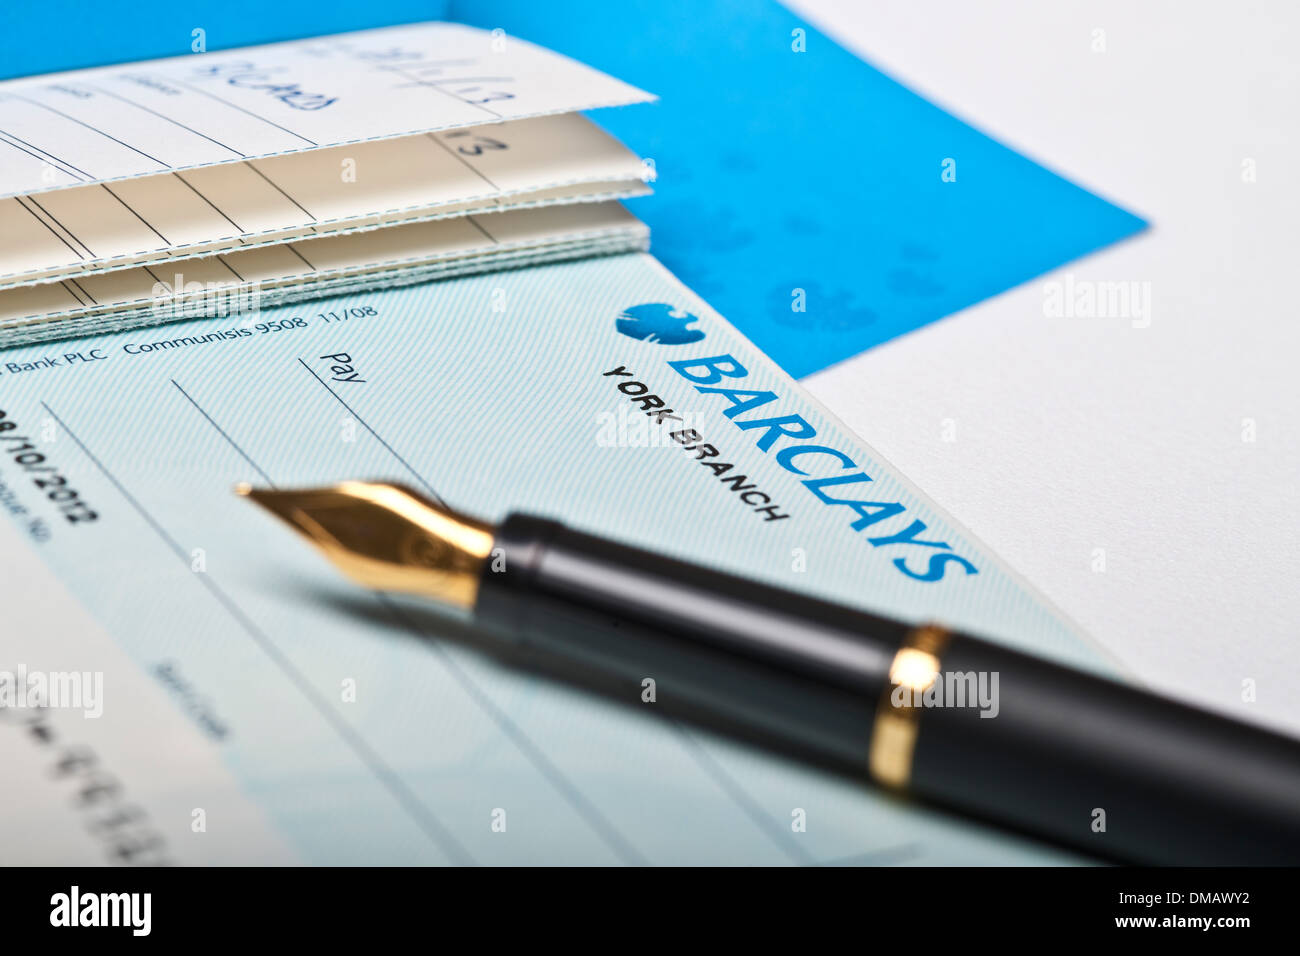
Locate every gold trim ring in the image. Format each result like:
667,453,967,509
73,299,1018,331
868,624,951,790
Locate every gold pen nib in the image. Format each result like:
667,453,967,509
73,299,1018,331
237,481,495,609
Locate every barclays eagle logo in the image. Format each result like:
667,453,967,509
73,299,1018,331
616,303,705,345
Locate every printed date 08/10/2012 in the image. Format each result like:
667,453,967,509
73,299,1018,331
0,410,98,525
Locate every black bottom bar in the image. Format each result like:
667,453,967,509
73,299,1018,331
2,865,1285,942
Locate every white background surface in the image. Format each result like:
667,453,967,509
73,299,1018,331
793,0,1299,732
0,3,1292,864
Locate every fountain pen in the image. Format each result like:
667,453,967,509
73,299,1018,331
240,480,1300,865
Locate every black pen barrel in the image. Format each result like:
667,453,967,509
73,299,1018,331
476,514,905,767
915,635,1300,865
476,513,1300,865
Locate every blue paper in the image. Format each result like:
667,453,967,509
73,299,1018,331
456,0,1147,376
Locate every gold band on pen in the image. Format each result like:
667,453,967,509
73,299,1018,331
868,624,951,790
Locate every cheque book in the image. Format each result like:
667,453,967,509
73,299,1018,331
0,252,1154,865
0,22,655,346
